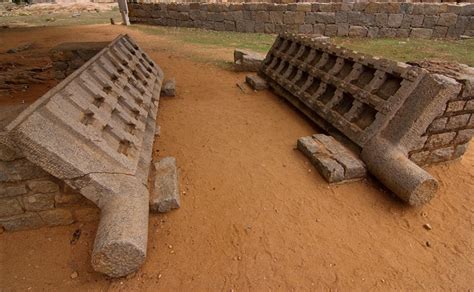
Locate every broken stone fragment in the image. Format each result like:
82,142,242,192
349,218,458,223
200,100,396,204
150,156,180,213
234,49,265,72
297,134,366,184
314,156,345,183
161,79,176,97
245,74,268,91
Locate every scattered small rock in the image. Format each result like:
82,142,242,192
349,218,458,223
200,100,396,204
425,241,432,248
236,82,247,94
70,229,81,245
70,271,78,279
423,223,432,231
161,79,176,97
7,42,33,54
110,18,115,25
71,13,81,18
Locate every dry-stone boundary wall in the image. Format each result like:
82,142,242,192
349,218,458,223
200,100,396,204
128,2,474,39
0,147,99,232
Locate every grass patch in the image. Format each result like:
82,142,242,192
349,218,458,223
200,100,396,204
133,26,474,66
0,10,121,27
131,25,276,53
332,37,474,66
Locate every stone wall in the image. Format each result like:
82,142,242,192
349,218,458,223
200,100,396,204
128,2,474,39
408,61,474,165
50,41,108,80
134,0,474,4
0,144,99,232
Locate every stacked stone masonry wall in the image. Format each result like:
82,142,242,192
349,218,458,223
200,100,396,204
0,146,99,232
50,42,108,80
409,75,474,165
128,2,474,39
136,0,474,4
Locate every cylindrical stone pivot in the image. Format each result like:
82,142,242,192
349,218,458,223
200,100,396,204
361,138,438,206
91,190,149,277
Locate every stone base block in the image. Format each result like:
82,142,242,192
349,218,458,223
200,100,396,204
297,134,366,183
234,49,265,72
245,74,268,90
150,157,180,213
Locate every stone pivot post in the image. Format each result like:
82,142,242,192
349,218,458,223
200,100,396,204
118,0,130,26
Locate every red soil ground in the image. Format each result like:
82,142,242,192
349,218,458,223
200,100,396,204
0,25,473,290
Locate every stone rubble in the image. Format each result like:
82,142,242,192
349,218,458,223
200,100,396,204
150,156,181,213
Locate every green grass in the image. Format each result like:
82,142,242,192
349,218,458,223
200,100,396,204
133,25,473,66
329,37,473,66
131,25,276,53
0,10,121,27
2,11,471,67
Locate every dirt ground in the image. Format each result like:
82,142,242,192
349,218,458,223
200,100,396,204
0,24,473,291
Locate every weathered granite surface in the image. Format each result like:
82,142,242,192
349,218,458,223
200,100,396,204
3,34,164,277
261,33,470,206
297,134,366,183
150,156,180,213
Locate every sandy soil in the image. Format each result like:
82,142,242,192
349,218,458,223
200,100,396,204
0,24,473,291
